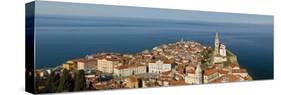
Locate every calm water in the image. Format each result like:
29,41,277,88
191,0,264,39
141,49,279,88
35,15,273,80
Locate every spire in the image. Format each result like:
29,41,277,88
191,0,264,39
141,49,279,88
196,63,201,73
214,32,220,56
195,63,202,84
215,32,219,41
180,38,184,42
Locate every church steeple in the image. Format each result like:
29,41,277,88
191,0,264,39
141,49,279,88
214,32,220,56
180,38,184,42
195,63,202,84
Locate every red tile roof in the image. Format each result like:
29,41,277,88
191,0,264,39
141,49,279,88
204,69,218,76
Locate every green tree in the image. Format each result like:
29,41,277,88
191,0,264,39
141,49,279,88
44,72,52,93
45,70,60,93
57,69,70,92
74,70,86,91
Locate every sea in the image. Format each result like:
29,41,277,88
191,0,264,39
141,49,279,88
34,15,273,80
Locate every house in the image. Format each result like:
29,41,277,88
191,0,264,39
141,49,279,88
148,60,172,74
203,69,219,83
211,74,244,83
64,57,96,70
185,69,195,84
97,58,114,73
185,64,196,71
62,63,74,70
169,75,186,86
184,64,202,84
229,63,240,70
125,76,139,88
232,69,248,77
218,70,229,77
214,63,224,69
114,64,146,77
76,59,96,70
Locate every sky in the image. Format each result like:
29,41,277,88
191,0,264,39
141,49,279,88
33,1,273,24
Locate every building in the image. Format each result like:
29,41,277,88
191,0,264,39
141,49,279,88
203,69,219,83
185,69,195,84
211,74,245,83
63,57,96,70
62,62,76,70
184,64,202,84
185,64,196,71
229,63,240,70
148,60,172,74
232,69,248,77
195,64,203,84
219,43,226,57
97,59,114,73
213,32,227,64
114,64,146,77
214,32,220,56
77,61,85,70
125,76,139,88
218,70,229,77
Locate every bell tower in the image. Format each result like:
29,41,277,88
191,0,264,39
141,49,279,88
195,63,202,84
214,32,220,56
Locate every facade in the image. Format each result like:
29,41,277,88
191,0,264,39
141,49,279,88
232,69,248,77
62,63,74,70
148,60,172,74
219,43,226,57
230,63,240,70
125,76,139,88
77,61,85,70
97,59,114,73
184,64,202,84
63,58,96,71
185,70,195,84
213,32,227,64
114,64,146,77
213,57,227,64
203,69,219,83
195,64,203,84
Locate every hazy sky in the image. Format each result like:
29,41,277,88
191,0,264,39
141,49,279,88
34,1,273,24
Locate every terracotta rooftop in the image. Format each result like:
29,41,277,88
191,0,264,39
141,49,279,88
232,69,247,73
186,69,195,74
229,63,240,68
204,69,218,76
218,70,229,75
169,79,186,85
211,74,242,83
115,64,145,70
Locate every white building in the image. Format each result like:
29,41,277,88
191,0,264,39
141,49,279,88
195,64,202,84
148,60,172,74
219,43,226,57
114,64,146,77
185,70,195,84
213,32,227,64
77,61,85,70
97,59,114,73
184,64,202,84
213,56,227,63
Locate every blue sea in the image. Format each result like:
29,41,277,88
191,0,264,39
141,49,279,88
35,15,273,80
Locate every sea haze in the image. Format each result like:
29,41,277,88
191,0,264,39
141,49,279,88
35,15,273,80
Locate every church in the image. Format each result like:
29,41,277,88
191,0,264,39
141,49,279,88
212,32,227,64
